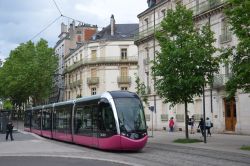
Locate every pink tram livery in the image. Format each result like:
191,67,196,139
24,91,148,151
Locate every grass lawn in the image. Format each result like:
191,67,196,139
240,145,250,151
174,138,203,144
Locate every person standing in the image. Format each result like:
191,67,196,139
206,117,212,136
190,115,195,134
6,121,14,141
198,118,204,137
169,117,175,132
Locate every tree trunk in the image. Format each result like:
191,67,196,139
185,101,189,139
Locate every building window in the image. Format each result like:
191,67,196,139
121,67,128,77
91,68,97,77
121,87,127,91
144,18,149,31
77,35,81,42
220,19,232,43
91,87,96,95
91,50,97,60
161,9,166,18
121,48,127,60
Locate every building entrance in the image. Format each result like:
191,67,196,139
224,98,237,131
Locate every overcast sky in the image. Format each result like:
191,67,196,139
0,0,148,61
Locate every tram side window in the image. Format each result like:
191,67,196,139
99,102,116,133
74,105,92,136
32,110,41,130
55,105,72,133
42,108,52,130
24,111,31,128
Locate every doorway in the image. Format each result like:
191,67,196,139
224,98,237,131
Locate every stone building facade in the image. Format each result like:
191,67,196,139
63,15,139,100
135,0,250,134
53,22,97,102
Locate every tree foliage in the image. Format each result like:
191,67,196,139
135,75,148,106
0,39,57,106
152,4,219,138
3,99,13,110
153,4,218,105
224,0,250,96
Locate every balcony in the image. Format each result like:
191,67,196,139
220,32,232,44
87,77,99,85
213,74,232,88
69,80,82,89
134,22,161,43
135,0,227,44
117,76,131,84
64,56,138,73
187,0,227,17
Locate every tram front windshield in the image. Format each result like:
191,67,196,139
114,97,147,133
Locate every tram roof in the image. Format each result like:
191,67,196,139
54,100,74,107
109,90,138,98
75,94,102,103
43,104,54,108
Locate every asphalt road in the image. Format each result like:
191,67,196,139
0,156,130,166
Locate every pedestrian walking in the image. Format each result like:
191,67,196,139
6,121,14,141
190,115,195,134
206,117,212,136
198,118,205,137
169,117,175,132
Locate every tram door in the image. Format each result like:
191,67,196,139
92,105,99,147
224,98,237,131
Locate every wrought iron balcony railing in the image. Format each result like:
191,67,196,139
87,77,99,85
213,74,232,88
187,0,227,16
65,56,138,73
135,0,227,43
117,76,131,84
69,79,82,89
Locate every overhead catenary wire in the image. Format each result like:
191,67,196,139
30,15,62,41
62,15,85,25
52,0,63,16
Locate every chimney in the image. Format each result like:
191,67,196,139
110,14,115,36
147,0,156,7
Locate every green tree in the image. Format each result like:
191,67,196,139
224,0,250,96
135,75,148,106
3,99,13,110
0,39,57,107
153,4,219,139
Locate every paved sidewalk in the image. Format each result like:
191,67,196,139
147,130,250,155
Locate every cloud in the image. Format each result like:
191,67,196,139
0,40,18,61
0,0,147,60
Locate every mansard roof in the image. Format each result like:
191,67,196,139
91,24,139,41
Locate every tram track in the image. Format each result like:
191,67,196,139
44,140,250,166
140,143,250,165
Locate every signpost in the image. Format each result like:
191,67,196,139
149,106,154,137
